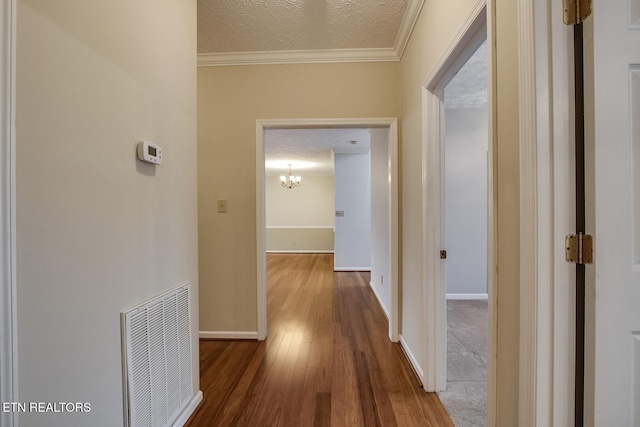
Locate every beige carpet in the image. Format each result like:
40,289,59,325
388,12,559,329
438,300,488,427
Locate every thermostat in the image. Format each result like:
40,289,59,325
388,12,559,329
137,141,163,165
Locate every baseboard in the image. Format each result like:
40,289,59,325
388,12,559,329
399,335,424,385
199,331,259,340
369,281,390,320
173,390,203,426
446,293,488,300
266,250,334,254
333,267,371,272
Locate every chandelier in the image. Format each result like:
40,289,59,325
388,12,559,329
280,164,301,189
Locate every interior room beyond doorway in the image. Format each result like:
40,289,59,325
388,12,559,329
437,39,489,427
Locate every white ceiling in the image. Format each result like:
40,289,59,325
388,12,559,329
445,40,488,110
199,0,408,53
197,0,421,65
265,128,371,176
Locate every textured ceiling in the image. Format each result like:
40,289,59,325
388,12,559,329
265,128,371,176
445,40,488,109
198,0,409,53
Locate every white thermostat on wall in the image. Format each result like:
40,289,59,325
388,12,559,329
137,141,163,165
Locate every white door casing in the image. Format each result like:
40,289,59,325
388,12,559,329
517,0,578,425
585,1,640,425
256,118,400,343
421,0,488,394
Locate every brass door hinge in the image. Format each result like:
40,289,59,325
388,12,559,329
565,233,593,265
563,0,592,25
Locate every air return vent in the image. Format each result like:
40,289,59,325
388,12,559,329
121,284,193,427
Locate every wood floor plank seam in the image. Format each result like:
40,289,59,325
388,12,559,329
186,254,453,427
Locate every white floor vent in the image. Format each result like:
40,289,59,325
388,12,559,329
121,284,193,427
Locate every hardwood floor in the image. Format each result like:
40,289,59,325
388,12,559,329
186,254,453,426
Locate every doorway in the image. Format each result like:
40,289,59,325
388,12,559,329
256,118,399,342
421,1,493,423
439,40,489,427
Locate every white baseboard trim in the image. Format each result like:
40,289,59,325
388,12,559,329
173,390,203,426
400,335,424,385
446,293,489,300
266,250,334,254
333,267,371,272
369,281,390,320
199,331,259,340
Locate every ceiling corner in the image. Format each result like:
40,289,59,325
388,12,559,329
394,0,426,60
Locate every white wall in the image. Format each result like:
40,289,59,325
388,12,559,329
370,128,391,315
444,107,488,296
16,1,198,426
334,152,371,270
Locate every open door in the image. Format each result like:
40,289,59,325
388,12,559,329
585,1,640,424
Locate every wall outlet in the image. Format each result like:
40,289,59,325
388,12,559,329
217,199,228,213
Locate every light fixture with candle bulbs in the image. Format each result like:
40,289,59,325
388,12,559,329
280,164,301,189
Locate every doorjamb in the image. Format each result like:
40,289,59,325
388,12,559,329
1,0,18,425
421,0,488,394
518,0,575,424
255,118,399,342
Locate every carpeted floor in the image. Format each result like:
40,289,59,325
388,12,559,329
438,299,488,427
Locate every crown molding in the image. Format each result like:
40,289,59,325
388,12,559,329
197,47,398,67
197,0,425,67
394,0,426,60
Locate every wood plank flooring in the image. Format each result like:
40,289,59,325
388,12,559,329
186,254,453,426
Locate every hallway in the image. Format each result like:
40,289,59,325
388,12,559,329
186,253,453,426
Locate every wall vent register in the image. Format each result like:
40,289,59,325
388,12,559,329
121,284,193,427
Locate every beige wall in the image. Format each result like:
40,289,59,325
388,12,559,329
398,0,478,385
492,0,520,424
266,175,334,226
198,62,400,332
265,175,335,251
196,0,521,421
266,227,334,252
399,0,520,424
16,1,198,426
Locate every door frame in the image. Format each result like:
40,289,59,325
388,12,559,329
1,0,18,426
255,118,399,342
421,0,488,394
517,0,575,424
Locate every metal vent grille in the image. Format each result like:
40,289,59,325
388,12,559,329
121,284,193,427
